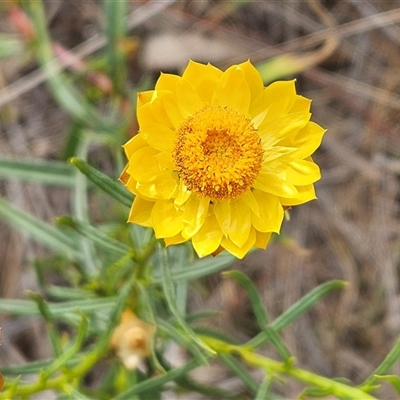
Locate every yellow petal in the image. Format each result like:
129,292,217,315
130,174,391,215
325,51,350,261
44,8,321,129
182,195,210,238
192,215,223,257
164,233,187,246
123,134,147,158
119,164,130,185
128,197,154,227
289,95,311,113
174,180,192,207
259,112,311,147
160,91,186,128
140,123,175,152
138,91,177,129
176,78,205,117
242,190,260,217
212,66,251,115
136,170,178,200
124,174,158,201
262,146,297,164
151,200,184,238
155,151,175,170
182,60,222,103
236,60,264,100
127,147,159,182
221,227,256,259
249,80,296,122
254,231,272,249
137,101,156,128
155,72,180,91
122,174,141,197
213,200,231,236
253,173,298,198
279,184,316,206
228,199,252,248
149,94,175,128
251,190,283,233
251,109,268,129
278,122,326,159
137,90,153,108
284,159,321,186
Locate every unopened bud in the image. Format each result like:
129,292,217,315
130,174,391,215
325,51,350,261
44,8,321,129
110,310,155,370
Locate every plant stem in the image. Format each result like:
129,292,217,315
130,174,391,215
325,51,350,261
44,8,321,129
201,336,378,400
0,344,105,399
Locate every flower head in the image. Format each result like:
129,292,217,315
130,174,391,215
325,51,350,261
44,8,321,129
121,60,325,258
110,310,155,370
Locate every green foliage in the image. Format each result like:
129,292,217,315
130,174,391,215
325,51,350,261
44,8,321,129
0,1,400,399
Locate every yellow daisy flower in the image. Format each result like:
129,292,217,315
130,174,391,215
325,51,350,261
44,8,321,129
120,60,325,259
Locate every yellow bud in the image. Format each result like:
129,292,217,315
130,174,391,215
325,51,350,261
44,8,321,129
110,310,155,370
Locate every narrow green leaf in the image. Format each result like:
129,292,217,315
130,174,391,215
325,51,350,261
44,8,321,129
224,270,291,361
359,335,400,391
97,275,136,347
113,358,204,400
0,197,80,260
29,292,63,356
153,252,235,283
1,358,54,375
104,0,127,94
59,386,92,400
0,298,116,317
219,353,259,393
134,284,165,374
299,386,334,398
374,375,400,394
72,138,99,277
159,244,215,360
157,319,211,363
70,157,133,208
248,280,347,348
0,158,74,186
45,285,96,300
56,216,130,257
44,314,88,377
255,373,272,400
63,121,84,160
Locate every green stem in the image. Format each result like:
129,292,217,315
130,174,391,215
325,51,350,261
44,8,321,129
200,336,378,400
0,347,101,398
359,334,400,391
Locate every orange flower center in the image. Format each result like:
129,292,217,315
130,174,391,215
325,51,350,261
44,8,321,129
173,106,263,200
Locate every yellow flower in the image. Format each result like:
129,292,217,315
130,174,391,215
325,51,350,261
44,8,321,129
120,60,325,259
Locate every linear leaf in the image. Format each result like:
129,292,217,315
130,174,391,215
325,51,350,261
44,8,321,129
359,335,400,391
224,270,292,361
255,374,272,400
113,358,204,400
70,157,133,208
104,0,127,94
0,197,80,259
219,353,259,393
248,280,347,348
0,158,74,186
153,252,235,283
56,216,130,257
0,298,116,317
159,244,215,360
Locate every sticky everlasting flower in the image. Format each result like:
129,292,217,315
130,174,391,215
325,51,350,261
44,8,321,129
120,60,325,258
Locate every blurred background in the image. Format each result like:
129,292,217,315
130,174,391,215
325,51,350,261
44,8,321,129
1,0,400,398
